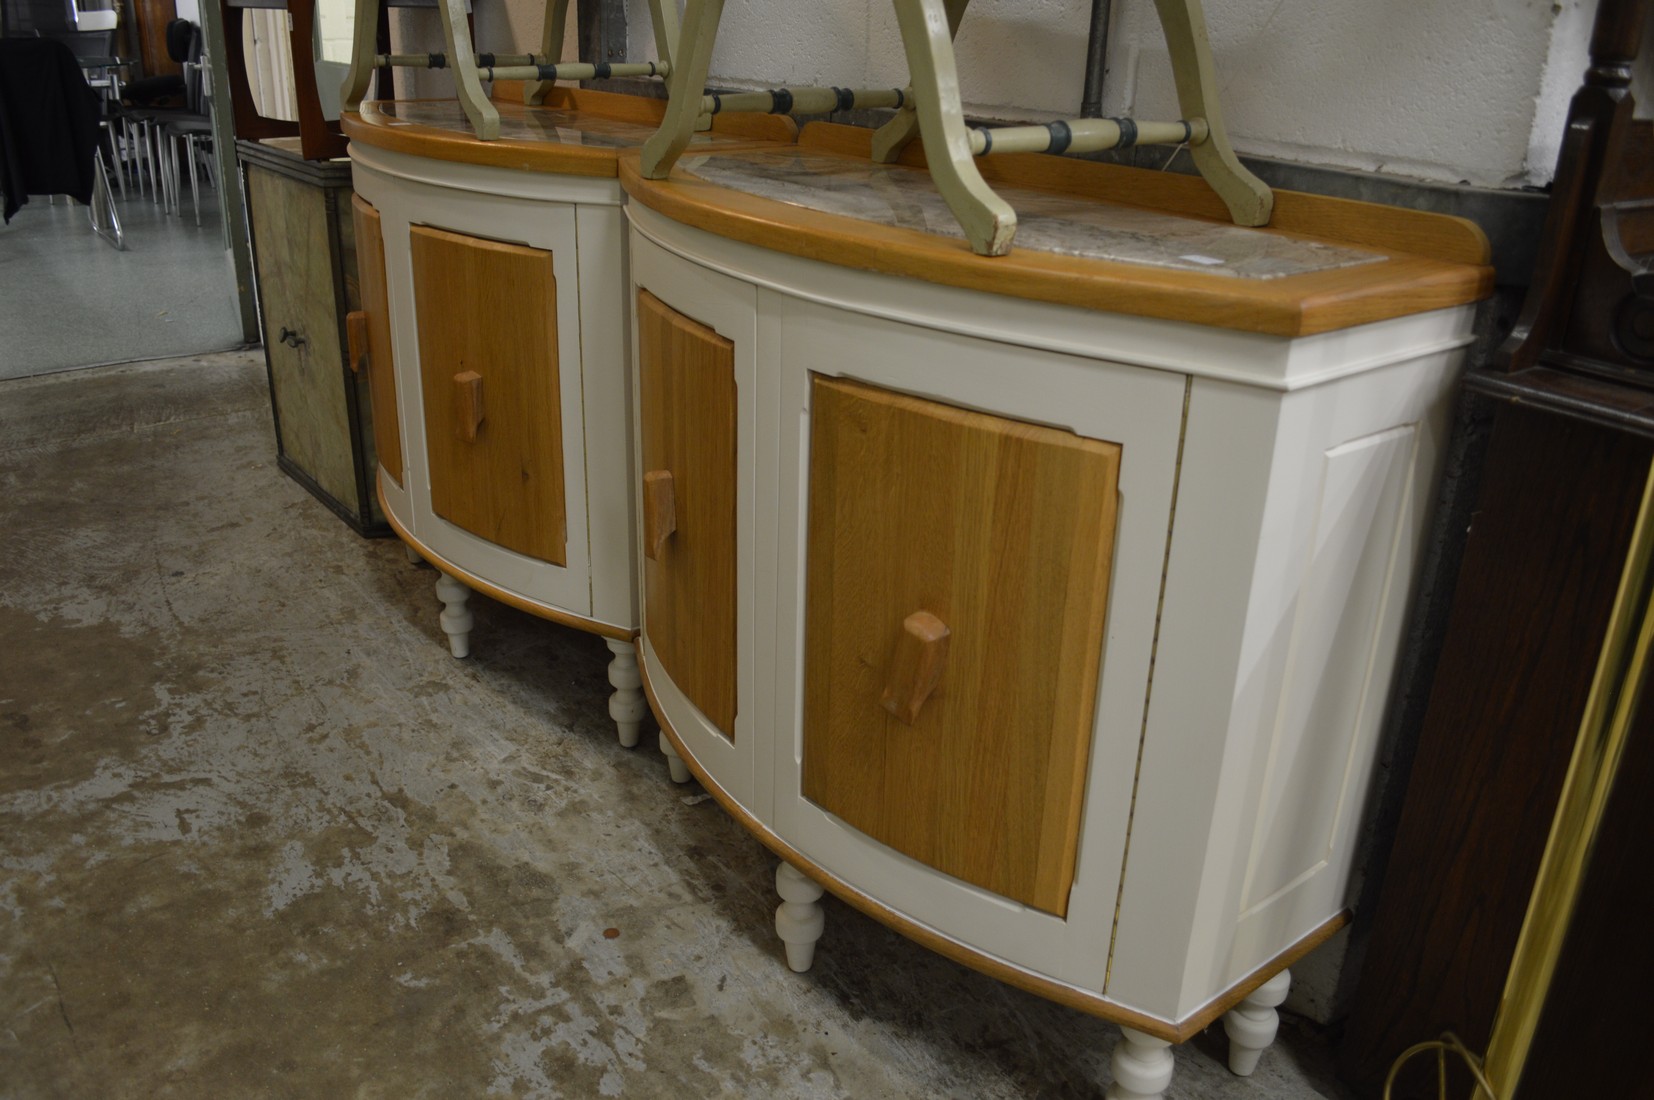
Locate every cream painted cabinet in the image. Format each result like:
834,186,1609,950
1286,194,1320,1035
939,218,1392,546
624,145,1482,1096
347,139,642,742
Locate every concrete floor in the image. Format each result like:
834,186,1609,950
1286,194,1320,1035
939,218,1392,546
0,352,1361,1099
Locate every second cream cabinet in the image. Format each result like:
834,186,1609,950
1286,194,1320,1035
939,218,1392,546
621,144,1481,1095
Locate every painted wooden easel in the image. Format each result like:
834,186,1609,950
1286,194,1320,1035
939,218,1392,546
641,0,1272,256
340,0,680,140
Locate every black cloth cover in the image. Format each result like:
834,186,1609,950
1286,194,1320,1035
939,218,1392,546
0,36,101,222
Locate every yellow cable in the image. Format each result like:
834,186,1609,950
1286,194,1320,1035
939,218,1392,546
1381,1032,1502,1100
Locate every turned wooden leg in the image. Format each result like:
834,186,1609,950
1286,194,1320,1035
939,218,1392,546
435,572,473,659
605,638,647,748
1106,1028,1175,1100
1224,969,1291,1076
658,731,691,784
403,542,422,565
774,862,825,973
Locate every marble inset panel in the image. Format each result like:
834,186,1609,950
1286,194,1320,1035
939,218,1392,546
681,150,1386,279
372,101,732,150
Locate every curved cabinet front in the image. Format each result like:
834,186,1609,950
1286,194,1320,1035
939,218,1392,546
349,142,636,638
627,198,1468,1041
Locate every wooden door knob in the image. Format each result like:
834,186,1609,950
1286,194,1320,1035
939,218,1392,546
643,469,677,561
453,370,484,442
881,611,950,725
345,311,368,374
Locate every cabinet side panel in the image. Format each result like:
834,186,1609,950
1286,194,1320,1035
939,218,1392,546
801,376,1119,917
637,290,738,739
1237,424,1419,917
350,194,402,486
251,166,357,508
410,225,566,566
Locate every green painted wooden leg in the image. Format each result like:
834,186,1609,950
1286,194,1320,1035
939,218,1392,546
340,0,382,111
641,0,726,179
892,0,1016,255
649,0,680,71
524,0,572,105
872,0,968,164
437,0,499,139
1151,0,1272,225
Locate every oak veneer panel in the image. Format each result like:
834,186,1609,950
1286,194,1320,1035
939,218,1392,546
349,195,401,485
410,225,566,565
1337,405,1654,1099
636,290,737,738
801,376,1120,917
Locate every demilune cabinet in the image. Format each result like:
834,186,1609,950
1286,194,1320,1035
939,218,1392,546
347,136,644,741
622,137,1487,1095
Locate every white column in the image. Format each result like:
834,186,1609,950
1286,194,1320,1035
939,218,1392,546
1224,969,1291,1076
435,572,472,659
774,861,826,973
605,638,648,747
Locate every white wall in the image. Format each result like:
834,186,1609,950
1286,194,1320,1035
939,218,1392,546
616,0,1608,189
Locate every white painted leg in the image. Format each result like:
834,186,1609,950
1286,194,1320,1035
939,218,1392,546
774,862,825,973
658,731,691,784
1224,969,1291,1076
605,638,647,748
1106,1028,1175,1100
403,542,422,565
435,573,473,659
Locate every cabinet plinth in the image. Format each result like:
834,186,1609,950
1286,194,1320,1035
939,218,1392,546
802,376,1120,916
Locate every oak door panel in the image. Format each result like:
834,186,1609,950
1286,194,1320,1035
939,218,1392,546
802,376,1120,917
410,225,566,565
350,195,402,485
637,290,737,739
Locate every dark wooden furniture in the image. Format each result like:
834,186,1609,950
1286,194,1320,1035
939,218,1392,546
240,136,387,535
1338,2,1654,1097
219,0,349,159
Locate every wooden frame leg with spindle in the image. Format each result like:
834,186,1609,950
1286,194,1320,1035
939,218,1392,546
890,0,1017,255
523,0,573,105
640,0,726,178
340,0,382,112
871,0,968,163
435,0,499,139
1150,0,1271,226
